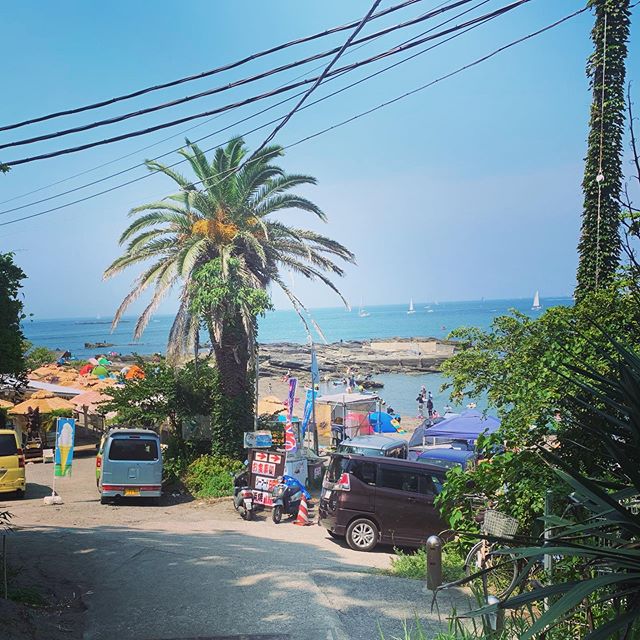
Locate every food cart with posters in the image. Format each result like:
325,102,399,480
248,448,286,507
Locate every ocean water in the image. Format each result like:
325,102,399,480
22,296,572,417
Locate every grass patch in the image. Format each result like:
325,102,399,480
388,544,466,582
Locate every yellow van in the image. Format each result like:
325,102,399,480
0,429,26,498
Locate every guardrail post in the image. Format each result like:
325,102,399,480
426,535,443,590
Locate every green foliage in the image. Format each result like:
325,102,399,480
0,163,9,174
0,252,26,379
41,409,73,433
438,290,640,536
576,0,631,295
22,341,58,370
389,545,465,583
183,454,243,498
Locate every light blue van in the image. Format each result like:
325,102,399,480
98,429,162,504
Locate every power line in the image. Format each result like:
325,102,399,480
0,0,425,133
0,5,586,230
3,0,530,168
246,0,384,162
0,0,479,151
0,0,496,217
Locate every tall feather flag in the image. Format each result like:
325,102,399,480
284,377,298,452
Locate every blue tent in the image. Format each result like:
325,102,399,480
409,417,447,447
368,412,399,434
423,409,500,441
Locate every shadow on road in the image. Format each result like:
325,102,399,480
11,523,471,640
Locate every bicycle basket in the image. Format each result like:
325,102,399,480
482,509,518,539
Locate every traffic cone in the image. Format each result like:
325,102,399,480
293,494,310,526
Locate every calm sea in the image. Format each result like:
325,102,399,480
22,296,571,417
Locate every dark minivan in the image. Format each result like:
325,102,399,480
319,454,447,551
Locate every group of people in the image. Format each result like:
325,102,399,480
416,385,435,418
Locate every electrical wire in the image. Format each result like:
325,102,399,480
2,0,530,168
241,0,384,163
0,0,496,217
0,0,426,133
0,5,587,230
0,0,479,151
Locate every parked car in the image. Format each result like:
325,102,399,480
336,434,408,459
319,453,447,551
97,429,162,504
0,429,26,498
410,447,476,470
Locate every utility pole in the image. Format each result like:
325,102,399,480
575,0,631,298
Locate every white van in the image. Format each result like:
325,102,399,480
98,429,162,504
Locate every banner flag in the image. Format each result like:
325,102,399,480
54,418,76,477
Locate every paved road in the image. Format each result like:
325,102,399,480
4,456,470,640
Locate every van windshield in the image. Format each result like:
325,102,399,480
337,445,385,457
0,434,18,456
108,438,158,461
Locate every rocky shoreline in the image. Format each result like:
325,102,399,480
257,337,457,381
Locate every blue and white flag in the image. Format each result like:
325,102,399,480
301,388,318,438
310,347,320,386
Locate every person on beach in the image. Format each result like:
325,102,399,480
427,395,434,418
420,385,427,398
416,393,425,418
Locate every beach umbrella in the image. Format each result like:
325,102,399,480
8,390,75,415
0,399,14,410
88,357,99,366
98,357,110,366
79,363,93,376
92,365,109,378
125,365,145,380
70,390,112,414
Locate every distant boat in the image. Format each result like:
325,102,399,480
358,298,370,318
532,290,542,311
407,299,416,315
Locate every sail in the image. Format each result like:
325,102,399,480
532,290,541,310
408,298,415,314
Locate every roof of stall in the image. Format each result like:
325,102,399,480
316,392,380,406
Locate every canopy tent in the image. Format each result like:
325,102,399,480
409,416,448,447
317,392,381,441
422,409,500,441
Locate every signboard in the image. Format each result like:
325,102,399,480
248,448,286,507
244,430,273,449
54,417,76,477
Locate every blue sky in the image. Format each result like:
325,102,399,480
0,0,638,319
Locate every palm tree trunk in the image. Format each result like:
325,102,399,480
210,313,253,459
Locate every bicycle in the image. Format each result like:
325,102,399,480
464,504,521,600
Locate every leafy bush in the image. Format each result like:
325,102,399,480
184,454,244,498
389,545,465,583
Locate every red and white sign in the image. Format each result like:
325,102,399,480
251,461,276,477
254,451,269,462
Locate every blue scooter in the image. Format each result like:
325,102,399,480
271,479,302,524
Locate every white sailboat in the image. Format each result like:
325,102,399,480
532,290,541,311
407,298,416,315
358,298,370,318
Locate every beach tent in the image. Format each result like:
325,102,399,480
97,357,110,366
367,412,400,434
92,365,109,378
422,409,500,441
79,364,93,376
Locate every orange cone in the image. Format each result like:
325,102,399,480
293,493,310,526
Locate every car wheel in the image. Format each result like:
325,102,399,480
272,505,283,524
346,518,379,552
100,495,108,505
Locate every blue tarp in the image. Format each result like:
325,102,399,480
368,412,399,433
422,409,500,440
408,417,446,447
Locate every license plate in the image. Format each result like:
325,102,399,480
244,499,252,510
124,488,140,496
324,489,332,499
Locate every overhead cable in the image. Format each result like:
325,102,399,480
2,0,531,167
0,5,587,230
0,0,427,133
0,0,480,151
0,0,493,217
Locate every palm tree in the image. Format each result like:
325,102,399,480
105,138,355,453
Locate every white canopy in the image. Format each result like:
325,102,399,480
317,392,380,406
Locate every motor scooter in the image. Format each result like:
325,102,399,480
271,479,302,524
233,469,255,520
